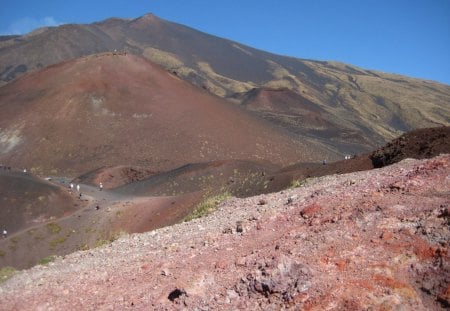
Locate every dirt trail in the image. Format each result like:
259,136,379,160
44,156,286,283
0,178,202,270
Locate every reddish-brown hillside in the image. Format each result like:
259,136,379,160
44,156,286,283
0,169,81,235
1,13,449,156
0,53,338,176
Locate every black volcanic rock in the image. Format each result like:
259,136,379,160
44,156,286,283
370,126,450,168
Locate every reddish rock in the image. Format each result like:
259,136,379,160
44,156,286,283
0,155,449,310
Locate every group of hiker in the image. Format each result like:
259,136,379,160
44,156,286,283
69,183,81,192
68,181,103,196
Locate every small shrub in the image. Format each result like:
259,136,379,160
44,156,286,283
95,239,110,248
46,222,62,234
0,250,5,257
38,255,56,265
290,179,301,188
94,231,125,248
77,244,90,251
291,178,314,188
0,266,17,282
49,237,66,249
184,192,231,222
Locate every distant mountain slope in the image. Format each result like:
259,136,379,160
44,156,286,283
0,53,334,176
1,13,449,153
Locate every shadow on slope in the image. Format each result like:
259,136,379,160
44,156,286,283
0,169,82,235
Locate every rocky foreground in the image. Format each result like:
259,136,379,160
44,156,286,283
0,155,449,310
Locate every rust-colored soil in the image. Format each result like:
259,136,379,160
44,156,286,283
73,165,157,189
0,155,448,310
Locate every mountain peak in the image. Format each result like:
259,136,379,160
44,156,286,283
134,13,158,23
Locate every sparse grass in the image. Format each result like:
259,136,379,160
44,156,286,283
95,231,125,248
95,239,111,248
49,237,66,249
143,47,183,68
78,244,90,251
0,266,17,282
84,227,96,233
197,61,254,94
184,192,231,222
46,222,62,234
291,178,314,188
290,179,302,188
38,255,56,265
0,250,5,257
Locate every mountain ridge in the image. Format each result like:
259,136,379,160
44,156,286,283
1,13,449,156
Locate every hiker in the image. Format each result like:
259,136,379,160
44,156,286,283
2,229,7,238
322,159,327,165
99,182,103,191
76,184,80,192
69,183,74,191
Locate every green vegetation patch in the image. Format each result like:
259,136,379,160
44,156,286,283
0,266,17,283
184,192,231,222
290,177,315,189
46,222,62,234
0,250,5,257
290,179,302,188
38,255,56,265
94,231,124,248
49,237,66,249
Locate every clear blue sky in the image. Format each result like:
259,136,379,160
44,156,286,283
1,0,449,85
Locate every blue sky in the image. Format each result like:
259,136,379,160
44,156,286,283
1,0,449,85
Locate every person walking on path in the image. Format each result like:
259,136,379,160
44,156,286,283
76,184,80,192
99,182,103,191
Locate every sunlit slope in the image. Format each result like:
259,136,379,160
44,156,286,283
0,53,333,175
